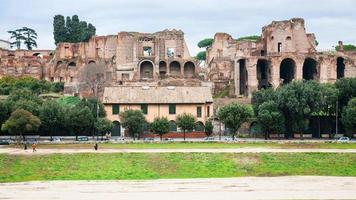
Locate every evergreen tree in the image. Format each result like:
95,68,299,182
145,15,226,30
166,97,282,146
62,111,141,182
7,29,25,49
53,15,67,44
20,27,38,50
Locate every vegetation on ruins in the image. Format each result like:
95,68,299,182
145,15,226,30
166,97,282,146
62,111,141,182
217,103,253,140
120,109,147,140
335,44,356,51
236,35,261,42
341,98,356,132
196,51,206,61
8,27,38,50
150,117,170,140
196,38,213,61
176,113,196,141
53,15,96,44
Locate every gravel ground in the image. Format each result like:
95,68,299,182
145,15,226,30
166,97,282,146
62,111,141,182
1,176,355,200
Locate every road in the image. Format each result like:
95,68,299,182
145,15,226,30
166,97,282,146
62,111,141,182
1,147,356,154
1,176,355,200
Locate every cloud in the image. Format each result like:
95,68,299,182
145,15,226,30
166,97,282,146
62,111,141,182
0,0,355,54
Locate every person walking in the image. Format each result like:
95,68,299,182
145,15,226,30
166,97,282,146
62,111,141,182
94,143,98,151
24,143,27,150
32,143,37,152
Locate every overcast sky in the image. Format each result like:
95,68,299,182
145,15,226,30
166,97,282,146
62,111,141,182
1,0,355,55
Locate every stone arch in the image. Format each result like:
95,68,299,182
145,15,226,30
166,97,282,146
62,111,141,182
139,60,154,79
88,60,96,65
169,120,177,132
68,61,76,68
169,61,181,76
302,58,319,80
257,59,271,89
336,57,345,79
33,53,42,57
238,59,248,96
184,61,195,78
195,121,205,132
280,58,296,84
159,61,167,77
55,61,63,72
112,121,121,136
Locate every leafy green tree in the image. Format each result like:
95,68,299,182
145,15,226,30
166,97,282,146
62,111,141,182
20,27,38,50
335,78,356,111
236,35,261,41
39,100,65,140
197,38,214,49
53,15,67,44
252,88,276,115
176,113,196,141
335,44,356,51
1,109,41,144
257,101,285,140
204,120,214,137
65,106,94,140
217,103,253,140
150,117,170,140
341,98,356,134
78,97,106,119
120,109,146,140
95,118,113,139
196,51,206,61
0,102,10,131
7,29,25,49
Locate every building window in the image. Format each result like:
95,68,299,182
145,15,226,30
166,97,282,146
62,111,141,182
278,42,282,53
169,104,176,115
141,104,148,115
112,104,120,115
207,106,210,117
167,48,175,58
143,47,152,56
197,106,202,118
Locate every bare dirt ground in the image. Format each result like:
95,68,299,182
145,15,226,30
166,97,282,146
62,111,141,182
1,147,356,154
0,176,355,200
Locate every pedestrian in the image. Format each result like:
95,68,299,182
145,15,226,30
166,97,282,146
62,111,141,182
94,143,98,151
32,143,37,152
24,143,27,150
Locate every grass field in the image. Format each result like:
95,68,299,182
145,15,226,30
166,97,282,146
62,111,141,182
24,142,356,149
0,153,355,182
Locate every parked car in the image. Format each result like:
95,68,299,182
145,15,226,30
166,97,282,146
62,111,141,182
25,138,37,144
77,136,89,141
144,138,155,142
0,140,10,145
164,138,174,142
337,137,350,143
205,137,215,141
52,137,61,142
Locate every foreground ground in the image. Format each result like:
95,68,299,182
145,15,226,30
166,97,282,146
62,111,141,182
1,176,355,200
0,153,355,182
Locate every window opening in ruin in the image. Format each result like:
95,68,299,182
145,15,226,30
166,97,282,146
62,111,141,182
239,59,248,96
88,60,96,65
280,58,296,84
59,77,63,82
122,73,129,81
50,77,54,82
68,62,76,67
143,47,152,57
140,61,153,79
167,48,175,58
302,58,318,80
336,57,345,79
278,42,282,53
159,61,167,77
257,59,271,89
70,77,74,82
286,36,292,40
261,50,265,56
184,61,195,78
169,61,181,76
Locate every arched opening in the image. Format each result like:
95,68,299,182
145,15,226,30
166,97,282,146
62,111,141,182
239,59,248,96
159,61,167,77
257,59,271,89
337,57,345,79
184,61,195,78
169,61,181,76
88,60,96,65
169,120,177,132
140,60,154,79
303,58,318,80
68,62,76,68
195,121,205,132
33,53,42,57
112,121,121,136
280,58,296,84
55,61,63,72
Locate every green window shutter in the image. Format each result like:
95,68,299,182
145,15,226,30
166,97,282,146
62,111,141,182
169,104,176,114
197,106,202,118
112,104,119,115
141,104,148,115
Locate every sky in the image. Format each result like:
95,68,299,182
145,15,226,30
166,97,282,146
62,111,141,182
1,0,356,55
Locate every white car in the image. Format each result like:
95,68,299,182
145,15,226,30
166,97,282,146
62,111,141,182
337,137,350,143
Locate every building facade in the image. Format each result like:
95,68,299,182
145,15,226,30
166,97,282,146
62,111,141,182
103,86,213,136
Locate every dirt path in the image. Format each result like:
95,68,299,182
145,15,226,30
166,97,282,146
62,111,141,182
0,176,355,200
1,147,356,154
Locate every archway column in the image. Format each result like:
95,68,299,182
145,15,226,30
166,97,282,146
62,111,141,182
270,58,280,88
234,59,240,96
295,60,303,80
247,59,258,97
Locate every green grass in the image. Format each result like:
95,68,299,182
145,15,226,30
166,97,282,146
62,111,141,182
0,153,355,182
28,142,356,149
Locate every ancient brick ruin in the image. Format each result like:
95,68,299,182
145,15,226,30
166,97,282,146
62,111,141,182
207,18,356,97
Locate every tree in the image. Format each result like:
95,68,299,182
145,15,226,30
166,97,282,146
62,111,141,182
0,102,10,131
120,109,146,140
217,103,253,140
150,117,170,141
236,35,261,42
1,109,41,144
78,97,106,119
6,88,43,116
197,38,214,49
335,78,356,111
252,88,276,116
78,62,108,96
53,15,67,44
65,106,94,140
204,120,214,137
39,100,64,140
20,27,38,50
176,113,195,141
95,118,113,140
257,101,285,140
196,51,206,61
335,44,356,51
341,98,356,135
8,29,25,49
